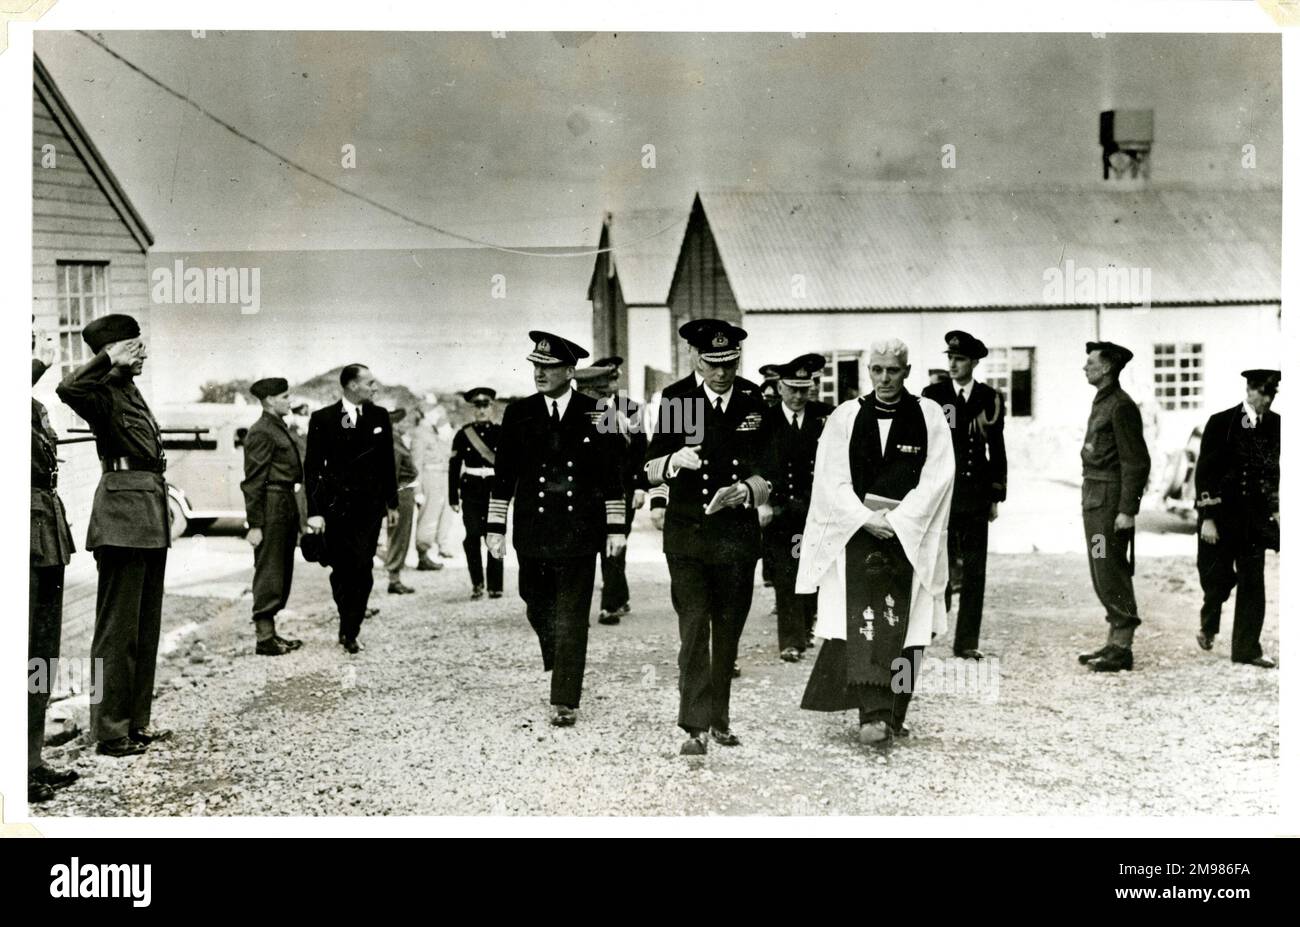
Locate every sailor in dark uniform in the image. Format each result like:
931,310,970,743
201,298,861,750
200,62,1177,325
56,314,172,757
1076,341,1151,673
581,357,649,625
644,319,771,755
760,353,832,662
240,377,305,656
1194,369,1280,667
921,331,1008,660
30,343,79,801
486,333,629,726
449,387,503,600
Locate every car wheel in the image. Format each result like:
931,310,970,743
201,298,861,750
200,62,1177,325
168,494,188,539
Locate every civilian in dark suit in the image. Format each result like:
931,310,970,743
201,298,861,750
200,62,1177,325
1194,369,1280,667
580,357,649,625
30,347,78,801
56,314,171,758
486,333,629,726
240,377,305,656
304,364,397,654
921,331,1008,660
760,354,832,662
644,319,771,755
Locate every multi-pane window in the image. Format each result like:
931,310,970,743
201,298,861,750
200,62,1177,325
1153,342,1203,410
983,347,1034,417
56,261,110,378
818,350,861,404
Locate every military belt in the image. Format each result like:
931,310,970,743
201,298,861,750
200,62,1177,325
102,456,165,474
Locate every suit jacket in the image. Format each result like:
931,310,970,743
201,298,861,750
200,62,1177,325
643,375,771,563
1195,403,1280,535
304,400,397,523
240,411,304,528
56,350,170,550
488,390,628,558
921,379,1008,514
759,400,831,530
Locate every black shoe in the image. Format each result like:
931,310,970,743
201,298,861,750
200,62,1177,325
1077,643,1115,665
471,585,485,600
276,635,303,651
97,737,147,757
31,763,79,789
1089,648,1133,672
1196,631,1214,651
891,722,911,738
365,607,380,618
1240,656,1277,668
489,591,503,599
256,637,295,656
550,705,577,727
416,557,444,572
130,727,172,745
680,733,708,756
709,727,740,747
28,781,55,803
598,610,621,625
387,581,415,595
341,638,364,654
955,648,985,661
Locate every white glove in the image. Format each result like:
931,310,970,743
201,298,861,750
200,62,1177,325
486,533,506,559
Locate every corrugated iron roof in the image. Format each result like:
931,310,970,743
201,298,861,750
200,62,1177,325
695,189,1280,311
604,208,689,306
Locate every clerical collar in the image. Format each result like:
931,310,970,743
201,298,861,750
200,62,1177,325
873,393,903,418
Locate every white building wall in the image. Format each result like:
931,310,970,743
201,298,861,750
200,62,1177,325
627,305,671,401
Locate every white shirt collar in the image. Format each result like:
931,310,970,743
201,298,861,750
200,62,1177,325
341,397,361,420
955,378,975,401
782,402,802,425
545,387,573,420
702,381,734,412
1242,400,1259,427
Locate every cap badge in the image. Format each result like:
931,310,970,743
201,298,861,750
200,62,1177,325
712,333,728,348
538,339,551,354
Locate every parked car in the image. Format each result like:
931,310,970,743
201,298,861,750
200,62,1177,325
158,402,262,538
1160,423,1203,521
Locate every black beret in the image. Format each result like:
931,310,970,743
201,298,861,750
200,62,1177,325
82,313,140,353
943,330,988,360
249,377,289,399
1086,341,1135,367
527,330,589,366
678,318,747,363
463,387,497,402
591,355,624,369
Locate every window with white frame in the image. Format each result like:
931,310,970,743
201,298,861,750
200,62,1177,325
56,261,110,378
1152,342,1203,410
818,350,862,404
981,347,1034,417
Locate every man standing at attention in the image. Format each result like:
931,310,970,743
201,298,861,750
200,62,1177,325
240,376,305,656
921,331,1007,660
57,314,172,757
449,387,503,600
486,332,629,726
1194,369,1280,667
1076,342,1150,673
384,408,422,596
643,319,771,756
796,339,954,746
304,364,397,654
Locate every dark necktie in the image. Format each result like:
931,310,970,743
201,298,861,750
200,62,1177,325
551,400,560,426
791,412,800,432
715,396,724,415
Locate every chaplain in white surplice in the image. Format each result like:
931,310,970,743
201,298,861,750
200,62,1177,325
795,339,955,746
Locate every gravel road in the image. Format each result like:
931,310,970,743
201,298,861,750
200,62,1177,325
38,529,1278,817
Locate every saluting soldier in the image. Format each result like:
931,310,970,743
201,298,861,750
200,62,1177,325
449,387,503,600
1076,341,1151,673
56,314,172,757
29,342,79,802
760,353,833,662
584,357,649,625
644,319,771,755
240,377,305,656
921,331,1008,660
486,332,629,727
1194,369,1280,667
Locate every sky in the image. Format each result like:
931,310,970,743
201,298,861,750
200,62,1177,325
33,31,1283,397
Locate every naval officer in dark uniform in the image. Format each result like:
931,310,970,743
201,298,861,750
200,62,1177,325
30,345,79,801
56,314,172,757
240,377,305,656
644,319,771,755
486,332,629,726
1076,341,1151,673
1194,369,1280,667
304,364,397,654
450,387,503,600
921,331,1008,660
760,353,832,662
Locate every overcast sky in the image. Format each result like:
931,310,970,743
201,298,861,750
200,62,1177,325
36,31,1282,253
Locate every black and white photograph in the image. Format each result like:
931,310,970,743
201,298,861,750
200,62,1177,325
4,1,1293,849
